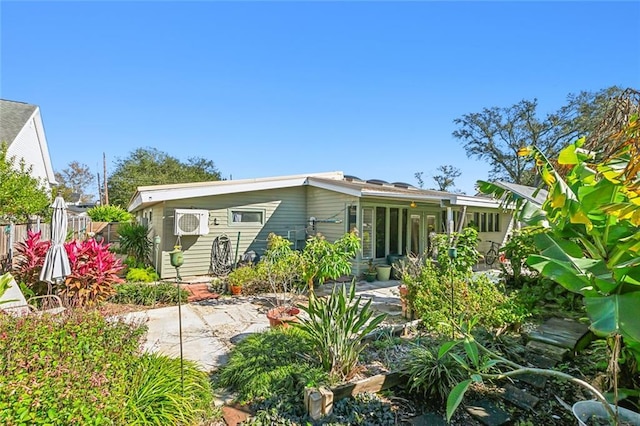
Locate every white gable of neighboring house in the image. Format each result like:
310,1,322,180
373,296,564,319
1,99,57,191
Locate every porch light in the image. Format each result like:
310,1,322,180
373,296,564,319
410,201,417,208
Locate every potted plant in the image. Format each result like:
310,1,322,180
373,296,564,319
227,264,257,296
263,233,305,328
364,259,377,282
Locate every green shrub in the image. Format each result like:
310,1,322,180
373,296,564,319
404,261,528,333
0,311,145,425
402,344,467,402
116,222,152,267
500,228,543,288
87,205,132,222
295,282,386,380
125,353,213,425
432,227,480,276
126,266,159,283
110,281,187,306
216,327,328,404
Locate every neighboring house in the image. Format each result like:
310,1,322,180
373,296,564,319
0,99,57,191
129,171,513,279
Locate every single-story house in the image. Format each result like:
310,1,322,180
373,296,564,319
0,99,57,191
128,171,514,279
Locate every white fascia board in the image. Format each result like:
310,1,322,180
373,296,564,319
32,108,57,186
363,190,450,203
450,195,502,208
130,176,309,212
306,179,362,197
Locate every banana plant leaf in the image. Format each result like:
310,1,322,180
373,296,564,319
585,293,640,342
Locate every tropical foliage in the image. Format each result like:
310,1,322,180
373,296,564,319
117,222,152,267
60,239,124,306
481,115,640,361
295,283,386,380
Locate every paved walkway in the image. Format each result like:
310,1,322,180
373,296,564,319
122,279,404,372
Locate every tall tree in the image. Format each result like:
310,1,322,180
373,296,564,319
107,147,222,207
414,171,425,189
452,86,622,185
54,161,95,203
431,165,461,192
0,142,50,222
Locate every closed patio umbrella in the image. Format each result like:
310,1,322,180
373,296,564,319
40,196,71,288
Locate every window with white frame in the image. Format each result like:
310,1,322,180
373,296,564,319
473,212,500,232
229,209,264,225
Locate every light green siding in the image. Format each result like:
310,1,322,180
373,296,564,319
157,187,308,279
306,186,359,243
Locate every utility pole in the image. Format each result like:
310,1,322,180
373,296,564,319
103,152,109,205
96,172,102,204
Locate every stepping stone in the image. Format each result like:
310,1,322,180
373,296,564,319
222,405,251,426
517,372,547,389
526,340,569,362
500,384,539,411
526,317,589,350
465,399,511,426
408,412,447,425
524,351,558,369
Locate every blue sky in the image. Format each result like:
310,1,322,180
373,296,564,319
2,1,639,197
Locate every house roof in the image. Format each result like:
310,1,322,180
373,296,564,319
493,181,548,206
129,170,502,212
0,99,38,145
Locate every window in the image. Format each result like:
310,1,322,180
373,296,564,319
474,212,501,233
347,205,357,233
362,208,374,259
229,209,264,225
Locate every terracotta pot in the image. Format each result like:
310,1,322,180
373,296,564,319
230,285,242,296
267,306,300,328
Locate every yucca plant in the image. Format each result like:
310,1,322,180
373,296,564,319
296,282,386,380
117,222,152,267
125,353,213,425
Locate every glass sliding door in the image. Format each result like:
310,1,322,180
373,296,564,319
389,208,399,255
362,207,374,259
410,214,421,255
375,207,386,259
401,209,408,255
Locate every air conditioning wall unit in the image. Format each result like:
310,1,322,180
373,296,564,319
174,209,210,236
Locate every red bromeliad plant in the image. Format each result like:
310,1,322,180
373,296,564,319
60,239,124,306
12,230,51,291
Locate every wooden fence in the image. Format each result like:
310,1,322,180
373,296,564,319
0,217,101,270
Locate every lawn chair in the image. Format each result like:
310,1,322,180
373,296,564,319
0,272,66,316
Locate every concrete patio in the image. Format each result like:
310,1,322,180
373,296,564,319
122,279,404,372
